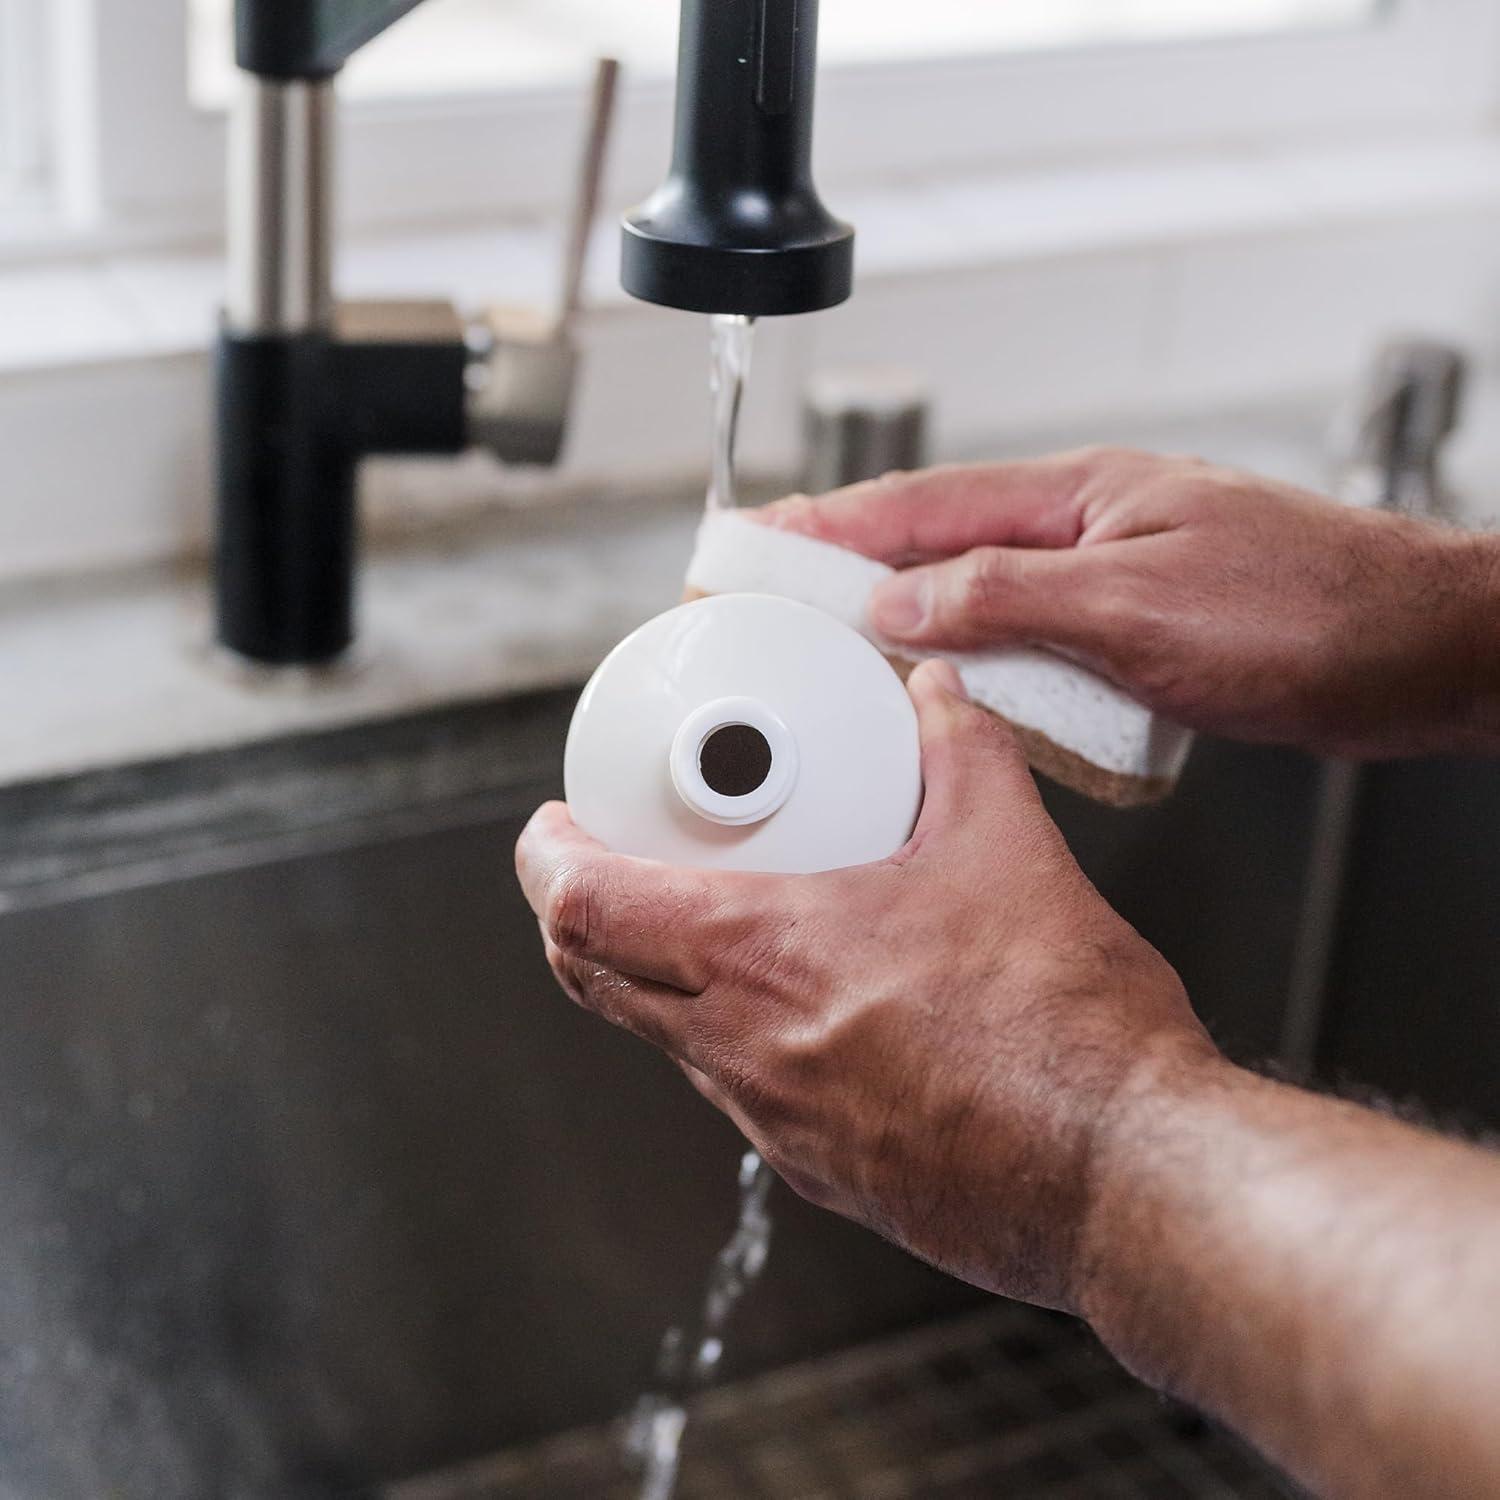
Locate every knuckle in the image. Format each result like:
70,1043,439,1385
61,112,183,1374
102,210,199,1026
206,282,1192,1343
713,1017,812,1123
1070,570,1153,663
958,547,1012,621
1069,446,1158,515
1113,603,1189,705
541,862,598,955
767,492,818,530
768,1022,836,1093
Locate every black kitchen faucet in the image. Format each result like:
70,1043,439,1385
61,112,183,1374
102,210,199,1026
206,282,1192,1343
216,0,853,667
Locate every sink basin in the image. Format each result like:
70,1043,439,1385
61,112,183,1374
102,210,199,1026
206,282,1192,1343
9,684,1492,1497
0,691,978,1499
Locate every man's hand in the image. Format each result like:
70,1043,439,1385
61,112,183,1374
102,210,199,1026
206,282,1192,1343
517,459,1500,1497
760,449,1500,758
516,661,1213,1310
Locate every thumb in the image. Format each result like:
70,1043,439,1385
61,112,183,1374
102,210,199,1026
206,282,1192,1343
871,545,1110,655
904,659,1051,849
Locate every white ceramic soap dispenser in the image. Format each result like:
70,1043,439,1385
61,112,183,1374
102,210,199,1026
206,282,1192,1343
565,594,922,874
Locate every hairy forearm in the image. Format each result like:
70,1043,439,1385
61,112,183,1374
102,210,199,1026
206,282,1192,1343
1346,521,1500,759
1076,1051,1500,1499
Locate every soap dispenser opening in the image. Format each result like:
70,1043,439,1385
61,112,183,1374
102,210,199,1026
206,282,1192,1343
670,696,799,828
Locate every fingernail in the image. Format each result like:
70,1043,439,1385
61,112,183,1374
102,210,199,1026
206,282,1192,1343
927,659,968,700
871,573,929,638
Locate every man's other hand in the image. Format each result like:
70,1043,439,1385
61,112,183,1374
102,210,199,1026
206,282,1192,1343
759,449,1500,758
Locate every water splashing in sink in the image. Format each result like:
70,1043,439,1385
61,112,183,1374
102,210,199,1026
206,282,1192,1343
625,1149,776,1500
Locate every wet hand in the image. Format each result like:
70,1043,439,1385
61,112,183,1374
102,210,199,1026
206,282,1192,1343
758,449,1500,758
516,661,1214,1311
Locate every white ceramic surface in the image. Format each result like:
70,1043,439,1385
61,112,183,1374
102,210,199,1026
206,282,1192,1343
564,593,923,873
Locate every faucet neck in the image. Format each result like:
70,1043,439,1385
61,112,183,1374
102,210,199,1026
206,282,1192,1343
235,0,427,80
226,75,334,337
668,0,817,205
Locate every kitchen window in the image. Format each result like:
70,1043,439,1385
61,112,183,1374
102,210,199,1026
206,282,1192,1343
1,0,1494,250
186,0,1385,105
0,0,48,214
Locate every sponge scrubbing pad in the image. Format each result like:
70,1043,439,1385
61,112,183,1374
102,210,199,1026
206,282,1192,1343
685,509,1192,807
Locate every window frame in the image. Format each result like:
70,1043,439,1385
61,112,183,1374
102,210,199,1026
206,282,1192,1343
0,0,50,209
10,0,1500,251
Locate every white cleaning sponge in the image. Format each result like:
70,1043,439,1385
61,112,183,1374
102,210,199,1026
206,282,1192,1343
685,508,1193,806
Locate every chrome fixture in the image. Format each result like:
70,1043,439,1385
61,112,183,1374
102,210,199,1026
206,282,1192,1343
800,368,929,494
1329,337,1468,518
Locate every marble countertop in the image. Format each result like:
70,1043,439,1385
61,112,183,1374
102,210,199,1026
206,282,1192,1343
4,395,1496,793
1,493,701,790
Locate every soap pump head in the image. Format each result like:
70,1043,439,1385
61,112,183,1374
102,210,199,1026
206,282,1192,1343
621,0,854,317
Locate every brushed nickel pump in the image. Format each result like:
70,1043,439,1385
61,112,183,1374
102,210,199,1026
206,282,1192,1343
216,0,855,668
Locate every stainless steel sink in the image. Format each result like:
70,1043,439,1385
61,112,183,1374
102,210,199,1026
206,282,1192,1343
2,689,1492,1497
0,692,980,1499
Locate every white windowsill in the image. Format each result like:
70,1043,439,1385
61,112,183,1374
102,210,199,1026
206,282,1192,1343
0,492,704,791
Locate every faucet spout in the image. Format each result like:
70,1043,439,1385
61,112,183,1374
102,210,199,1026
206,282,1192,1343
621,0,854,317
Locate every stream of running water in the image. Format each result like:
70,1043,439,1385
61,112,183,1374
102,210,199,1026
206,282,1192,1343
705,312,754,512
624,1150,776,1500
623,314,771,1500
